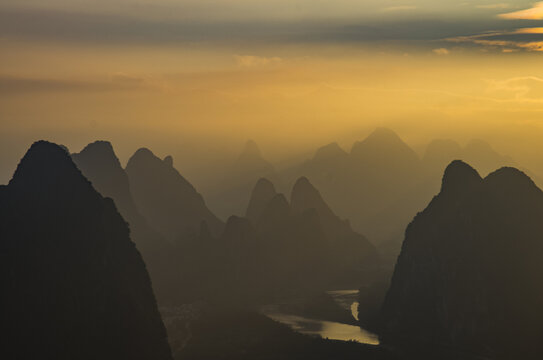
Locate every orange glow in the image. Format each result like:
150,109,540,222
500,2,543,20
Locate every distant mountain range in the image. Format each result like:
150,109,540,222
269,128,526,266
3,138,543,359
70,140,380,303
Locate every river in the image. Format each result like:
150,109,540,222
262,290,379,345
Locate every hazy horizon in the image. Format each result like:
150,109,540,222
3,1,543,185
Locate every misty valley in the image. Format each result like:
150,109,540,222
2,128,542,360
4,0,543,358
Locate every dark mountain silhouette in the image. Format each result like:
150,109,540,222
282,130,535,272
380,160,543,358
290,177,380,286
0,141,172,360
71,141,176,303
72,141,140,222
218,216,264,299
291,176,352,239
206,140,280,219
246,177,277,224
126,147,223,242
244,177,380,292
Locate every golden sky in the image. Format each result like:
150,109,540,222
1,1,543,183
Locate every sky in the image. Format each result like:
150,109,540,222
2,0,543,184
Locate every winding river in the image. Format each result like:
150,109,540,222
262,290,379,345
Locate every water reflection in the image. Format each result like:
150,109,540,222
262,290,379,345
263,311,379,345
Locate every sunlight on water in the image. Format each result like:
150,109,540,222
262,289,379,345
264,312,380,345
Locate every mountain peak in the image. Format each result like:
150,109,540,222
130,147,156,163
79,140,115,156
290,176,324,213
313,142,347,162
10,141,90,192
266,193,290,214
72,140,139,223
350,127,418,163
2,141,173,360
484,167,538,192
126,146,223,241
239,139,262,160
367,127,400,141
246,178,277,223
441,160,482,194
72,140,123,172
163,155,173,167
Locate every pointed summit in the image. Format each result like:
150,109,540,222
351,127,411,154
2,141,172,360
290,177,332,217
313,142,348,162
126,147,223,241
163,155,173,167
238,139,263,161
9,141,85,191
232,140,275,176
234,139,274,173
72,141,139,223
130,147,156,162
350,127,419,167
246,178,277,224
74,140,118,165
440,160,482,195
484,167,538,194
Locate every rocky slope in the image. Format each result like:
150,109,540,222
380,160,543,358
0,141,172,360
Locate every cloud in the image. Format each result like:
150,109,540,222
0,74,149,94
485,76,543,100
235,55,282,67
381,6,417,12
446,27,543,52
499,2,543,19
432,48,450,55
476,4,511,9
0,4,533,51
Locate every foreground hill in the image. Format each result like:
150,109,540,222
380,160,543,358
0,141,172,360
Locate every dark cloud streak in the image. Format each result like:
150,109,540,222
0,75,146,95
1,6,540,49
